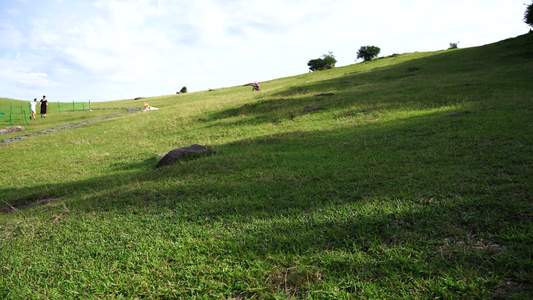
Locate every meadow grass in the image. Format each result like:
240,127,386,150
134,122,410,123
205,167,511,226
1,33,532,299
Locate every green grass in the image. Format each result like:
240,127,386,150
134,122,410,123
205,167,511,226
1,33,532,299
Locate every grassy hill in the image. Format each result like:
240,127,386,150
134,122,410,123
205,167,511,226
1,33,532,298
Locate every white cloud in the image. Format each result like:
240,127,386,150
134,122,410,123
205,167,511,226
19,72,54,86
0,22,23,49
4,8,20,15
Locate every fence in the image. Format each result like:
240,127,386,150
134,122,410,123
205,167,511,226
0,101,91,125
50,101,92,113
0,103,29,125
0,111,28,125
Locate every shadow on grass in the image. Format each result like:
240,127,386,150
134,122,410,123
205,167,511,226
2,99,530,212
205,71,466,130
2,106,530,231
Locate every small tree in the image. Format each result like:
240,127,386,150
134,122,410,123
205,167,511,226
179,86,188,93
357,46,381,62
525,1,533,28
307,51,337,71
322,51,337,67
307,58,324,72
448,41,460,49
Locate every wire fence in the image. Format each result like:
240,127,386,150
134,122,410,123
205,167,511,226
0,111,28,125
0,101,92,125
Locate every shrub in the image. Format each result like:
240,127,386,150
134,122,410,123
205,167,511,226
179,86,188,94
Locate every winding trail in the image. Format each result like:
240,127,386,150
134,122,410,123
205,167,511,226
0,107,143,146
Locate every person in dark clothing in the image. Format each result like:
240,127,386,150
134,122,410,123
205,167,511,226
40,95,48,118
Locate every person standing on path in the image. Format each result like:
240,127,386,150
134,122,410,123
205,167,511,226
40,95,48,118
29,98,37,120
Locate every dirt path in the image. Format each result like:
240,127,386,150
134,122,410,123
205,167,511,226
0,107,142,146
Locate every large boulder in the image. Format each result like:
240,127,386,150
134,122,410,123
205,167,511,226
156,144,216,168
0,126,24,135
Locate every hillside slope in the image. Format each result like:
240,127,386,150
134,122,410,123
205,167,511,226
1,33,532,298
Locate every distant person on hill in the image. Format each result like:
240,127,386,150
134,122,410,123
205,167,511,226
40,95,48,118
243,81,261,91
29,98,37,120
252,81,260,91
142,102,159,111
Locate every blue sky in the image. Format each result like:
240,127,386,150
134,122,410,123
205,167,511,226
1,0,530,102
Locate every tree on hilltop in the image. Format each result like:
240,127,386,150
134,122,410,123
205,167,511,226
321,51,336,66
307,58,324,72
307,51,337,71
357,45,381,62
448,41,460,49
525,1,533,28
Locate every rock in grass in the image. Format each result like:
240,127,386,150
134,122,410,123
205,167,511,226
0,126,24,135
303,106,325,113
156,144,216,168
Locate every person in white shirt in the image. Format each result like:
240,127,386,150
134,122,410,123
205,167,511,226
29,98,37,120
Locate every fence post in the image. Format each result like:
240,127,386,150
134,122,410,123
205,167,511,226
24,111,28,124
73,100,76,111
82,102,85,111
10,113,13,125
10,103,12,113
58,101,61,112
